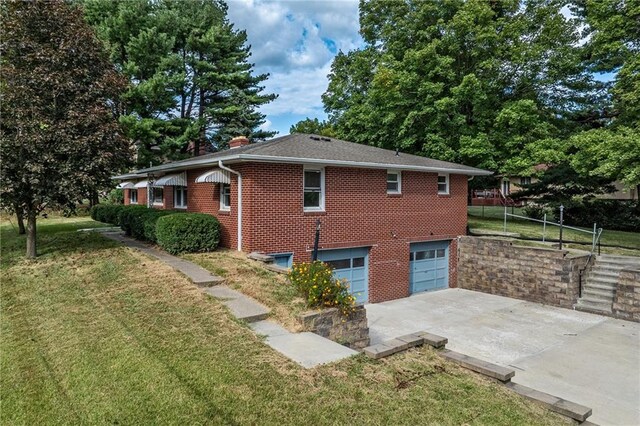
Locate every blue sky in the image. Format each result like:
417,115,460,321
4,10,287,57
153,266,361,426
226,0,362,136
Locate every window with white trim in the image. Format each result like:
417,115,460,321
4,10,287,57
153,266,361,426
129,189,138,204
152,187,164,204
520,177,531,186
387,171,401,194
437,174,449,195
303,168,324,211
220,183,231,211
174,186,187,209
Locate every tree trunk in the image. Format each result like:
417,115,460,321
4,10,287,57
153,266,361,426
15,204,25,234
26,210,37,258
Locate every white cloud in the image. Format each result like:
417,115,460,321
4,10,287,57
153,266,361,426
259,118,272,131
226,0,362,121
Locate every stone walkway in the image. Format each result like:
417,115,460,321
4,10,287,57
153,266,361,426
103,232,358,368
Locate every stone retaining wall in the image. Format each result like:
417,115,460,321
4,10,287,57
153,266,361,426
613,269,640,322
298,306,370,350
457,236,590,309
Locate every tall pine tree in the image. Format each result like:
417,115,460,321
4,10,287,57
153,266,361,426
82,0,276,167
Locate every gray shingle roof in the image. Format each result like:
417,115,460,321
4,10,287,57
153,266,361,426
126,133,491,177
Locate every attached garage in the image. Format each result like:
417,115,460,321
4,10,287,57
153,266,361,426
409,240,450,294
318,247,369,305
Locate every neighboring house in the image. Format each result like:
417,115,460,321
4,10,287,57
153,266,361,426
115,134,491,304
472,163,637,205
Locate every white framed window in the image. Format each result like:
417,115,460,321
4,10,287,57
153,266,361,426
152,187,164,205
437,174,449,195
303,167,324,211
129,189,138,204
387,170,401,194
220,183,231,211
174,186,187,209
520,177,531,186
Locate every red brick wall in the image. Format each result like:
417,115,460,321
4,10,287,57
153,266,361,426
240,164,468,302
185,167,244,249
123,188,146,206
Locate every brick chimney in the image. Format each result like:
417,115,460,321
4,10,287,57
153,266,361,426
230,136,250,149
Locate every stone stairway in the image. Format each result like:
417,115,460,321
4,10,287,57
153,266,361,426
575,254,640,314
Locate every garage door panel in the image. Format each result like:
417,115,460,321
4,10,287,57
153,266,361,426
410,241,450,294
318,247,369,305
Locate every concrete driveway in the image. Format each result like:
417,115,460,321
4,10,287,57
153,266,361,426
366,289,640,426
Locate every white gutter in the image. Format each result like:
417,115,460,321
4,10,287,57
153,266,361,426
136,154,492,176
218,160,242,251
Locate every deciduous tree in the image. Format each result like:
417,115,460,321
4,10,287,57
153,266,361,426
0,0,131,257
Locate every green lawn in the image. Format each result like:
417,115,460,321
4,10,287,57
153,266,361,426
1,216,568,425
468,206,640,256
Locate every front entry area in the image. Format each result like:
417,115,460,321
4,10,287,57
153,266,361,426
409,240,449,294
318,247,369,305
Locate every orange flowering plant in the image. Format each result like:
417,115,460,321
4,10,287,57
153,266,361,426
288,261,356,316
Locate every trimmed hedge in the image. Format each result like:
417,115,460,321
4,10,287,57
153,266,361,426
156,213,220,254
91,204,125,225
118,205,149,236
557,199,640,232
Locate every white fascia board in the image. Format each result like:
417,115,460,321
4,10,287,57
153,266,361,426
133,153,493,176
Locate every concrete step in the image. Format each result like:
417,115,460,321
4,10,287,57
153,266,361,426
598,254,640,263
583,282,616,292
585,273,618,285
582,287,615,300
587,269,621,279
595,257,640,268
575,298,612,314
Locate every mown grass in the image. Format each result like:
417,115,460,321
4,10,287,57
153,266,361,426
184,250,307,331
1,216,569,425
468,206,640,256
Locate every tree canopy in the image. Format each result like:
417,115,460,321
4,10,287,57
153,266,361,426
322,0,623,183
289,118,336,137
81,0,277,167
1,0,131,257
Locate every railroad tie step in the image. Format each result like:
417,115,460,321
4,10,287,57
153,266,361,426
363,331,448,359
440,349,515,382
505,382,592,422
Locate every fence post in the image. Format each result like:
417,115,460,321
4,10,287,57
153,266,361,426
592,223,597,253
542,213,547,242
503,202,507,232
558,205,564,250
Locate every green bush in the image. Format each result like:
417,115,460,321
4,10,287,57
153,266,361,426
522,204,553,221
91,204,124,225
557,199,640,232
156,213,220,254
136,209,178,242
288,261,356,316
118,205,149,236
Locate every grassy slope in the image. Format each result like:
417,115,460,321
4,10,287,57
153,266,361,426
1,217,567,425
468,207,640,256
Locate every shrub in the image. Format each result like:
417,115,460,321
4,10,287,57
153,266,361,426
156,213,220,254
288,261,356,316
118,205,149,235
91,204,124,225
522,204,553,221
557,199,640,232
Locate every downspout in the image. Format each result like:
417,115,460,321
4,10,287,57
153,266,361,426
218,160,242,251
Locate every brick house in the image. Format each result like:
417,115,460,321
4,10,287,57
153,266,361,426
115,134,491,303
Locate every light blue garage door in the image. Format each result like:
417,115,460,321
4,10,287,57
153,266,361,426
410,241,450,294
318,247,369,305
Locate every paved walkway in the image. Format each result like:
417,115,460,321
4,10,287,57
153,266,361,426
366,288,640,426
103,232,357,368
